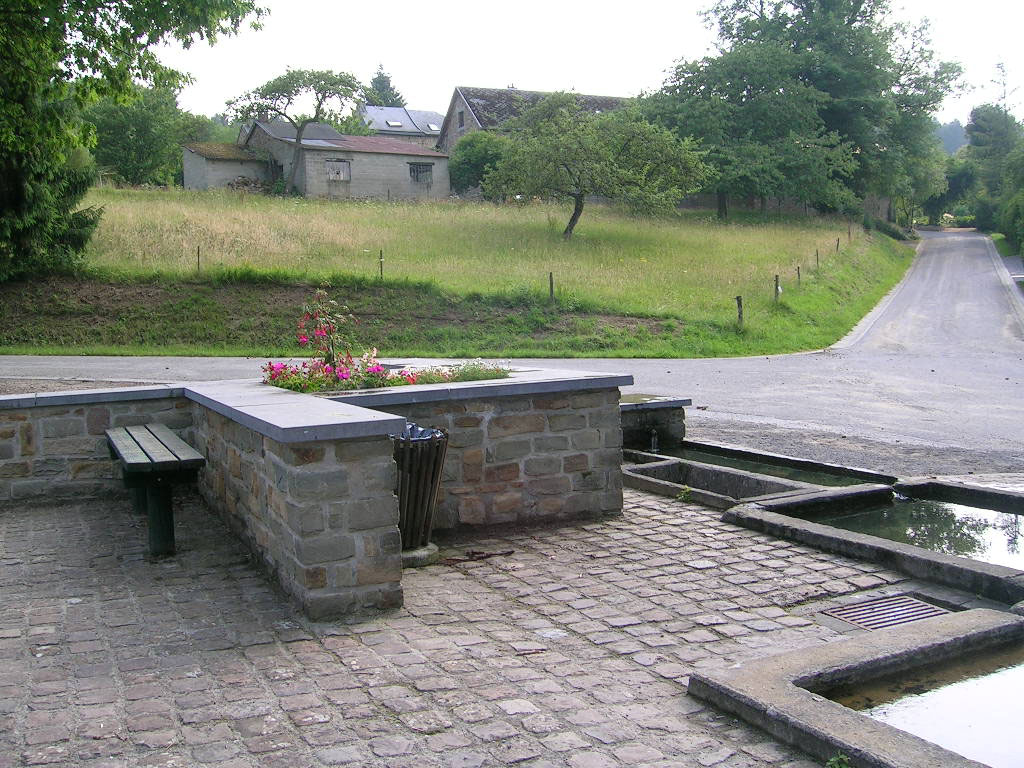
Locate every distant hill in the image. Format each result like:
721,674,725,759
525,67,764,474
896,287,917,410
936,120,967,154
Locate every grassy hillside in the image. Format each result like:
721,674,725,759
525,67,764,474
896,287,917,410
0,189,915,357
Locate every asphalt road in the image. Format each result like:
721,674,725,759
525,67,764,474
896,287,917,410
4,231,1023,474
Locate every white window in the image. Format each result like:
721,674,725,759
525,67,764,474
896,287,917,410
386,120,403,127
409,163,433,184
325,159,350,182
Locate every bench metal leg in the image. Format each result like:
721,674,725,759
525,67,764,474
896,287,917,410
146,481,175,557
132,487,147,516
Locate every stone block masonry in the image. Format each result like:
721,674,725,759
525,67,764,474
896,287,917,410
190,405,402,620
1,368,632,620
0,392,191,502
375,388,624,528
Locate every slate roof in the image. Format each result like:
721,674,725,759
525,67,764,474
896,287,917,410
184,143,264,161
457,87,628,129
360,106,445,136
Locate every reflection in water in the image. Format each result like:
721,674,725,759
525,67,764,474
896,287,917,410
830,644,1024,768
817,499,1024,569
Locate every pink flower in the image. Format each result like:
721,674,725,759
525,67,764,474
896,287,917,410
298,335,309,345
314,328,326,338
368,365,384,374
324,365,333,375
337,369,350,380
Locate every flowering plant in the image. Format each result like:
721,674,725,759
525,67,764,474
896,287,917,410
263,289,510,392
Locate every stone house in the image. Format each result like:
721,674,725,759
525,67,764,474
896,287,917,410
182,143,269,190
240,119,450,200
358,105,445,149
436,86,627,153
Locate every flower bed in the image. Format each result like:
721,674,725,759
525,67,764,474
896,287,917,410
262,288,509,393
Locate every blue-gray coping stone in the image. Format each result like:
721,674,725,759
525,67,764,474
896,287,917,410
688,608,1024,768
619,394,692,411
0,367,635,444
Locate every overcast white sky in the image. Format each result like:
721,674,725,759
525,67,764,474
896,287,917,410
158,0,1020,125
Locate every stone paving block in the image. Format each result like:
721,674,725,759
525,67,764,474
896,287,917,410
0,488,918,767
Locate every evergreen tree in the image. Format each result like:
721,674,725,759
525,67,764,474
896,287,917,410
362,66,406,107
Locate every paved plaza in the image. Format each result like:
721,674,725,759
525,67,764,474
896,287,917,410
0,489,916,768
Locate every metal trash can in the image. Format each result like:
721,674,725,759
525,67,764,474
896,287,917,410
391,423,449,550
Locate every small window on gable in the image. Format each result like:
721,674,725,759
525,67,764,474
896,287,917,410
325,159,351,182
409,162,433,184
457,110,465,128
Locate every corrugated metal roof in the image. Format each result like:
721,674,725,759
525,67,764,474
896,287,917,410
255,120,344,141
297,135,447,158
184,142,263,161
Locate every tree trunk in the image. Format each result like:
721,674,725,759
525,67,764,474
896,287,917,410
759,195,766,214
563,194,585,239
717,190,728,219
286,122,309,195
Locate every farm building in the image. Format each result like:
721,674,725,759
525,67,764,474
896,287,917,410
182,143,268,190
183,120,449,199
241,120,449,200
358,105,445,148
436,86,627,153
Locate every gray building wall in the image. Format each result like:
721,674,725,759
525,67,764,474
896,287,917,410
182,151,268,191
303,151,449,200
438,91,482,153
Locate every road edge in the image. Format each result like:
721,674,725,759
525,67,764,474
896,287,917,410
828,237,923,351
983,234,1024,336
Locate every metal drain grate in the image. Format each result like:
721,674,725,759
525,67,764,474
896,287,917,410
821,595,950,631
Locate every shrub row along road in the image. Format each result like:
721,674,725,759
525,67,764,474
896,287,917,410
3,232,1022,476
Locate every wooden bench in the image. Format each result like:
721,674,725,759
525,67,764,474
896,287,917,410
105,424,206,556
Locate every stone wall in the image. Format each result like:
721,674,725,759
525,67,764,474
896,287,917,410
190,404,402,619
375,388,623,529
0,396,191,502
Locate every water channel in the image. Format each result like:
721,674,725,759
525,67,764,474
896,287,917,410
829,643,1024,768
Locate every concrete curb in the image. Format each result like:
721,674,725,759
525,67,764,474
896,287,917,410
688,608,1024,768
983,234,1024,336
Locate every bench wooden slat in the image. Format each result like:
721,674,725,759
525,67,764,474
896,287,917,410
125,425,180,470
105,427,154,472
146,423,205,468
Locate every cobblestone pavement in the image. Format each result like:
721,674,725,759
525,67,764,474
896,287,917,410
0,489,911,768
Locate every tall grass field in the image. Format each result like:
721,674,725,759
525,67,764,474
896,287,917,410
0,188,914,357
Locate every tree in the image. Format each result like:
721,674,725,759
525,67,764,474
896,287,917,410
702,0,961,205
483,94,711,238
647,41,856,218
922,152,974,224
227,69,361,194
84,87,184,185
361,65,405,107
0,0,262,282
449,131,509,193
936,120,967,155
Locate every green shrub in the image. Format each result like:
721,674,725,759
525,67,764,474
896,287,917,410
999,191,1024,253
870,218,911,240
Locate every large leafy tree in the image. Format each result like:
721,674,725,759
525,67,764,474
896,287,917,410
483,94,711,238
84,87,184,186
361,66,406,107
701,0,961,208
647,41,856,218
449,131,509,194
0,0,263,282
227,69,361,194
